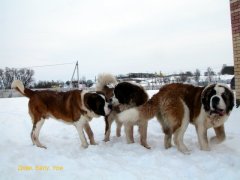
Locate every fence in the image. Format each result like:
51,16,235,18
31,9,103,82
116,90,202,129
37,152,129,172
0,85,159,98
0,82,232,98
0,89,22,98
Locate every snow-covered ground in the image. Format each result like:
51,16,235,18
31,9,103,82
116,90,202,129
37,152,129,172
0,90,240,180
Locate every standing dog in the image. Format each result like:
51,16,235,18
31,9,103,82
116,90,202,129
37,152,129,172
96,73,148,141
11,80,112,149
118,83,234,153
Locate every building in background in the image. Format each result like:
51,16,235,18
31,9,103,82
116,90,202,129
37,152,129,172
230,0,240,107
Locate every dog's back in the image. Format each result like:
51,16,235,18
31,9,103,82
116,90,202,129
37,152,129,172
114,82,148,106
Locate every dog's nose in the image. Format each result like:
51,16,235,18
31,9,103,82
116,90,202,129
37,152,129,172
212,96,220,108
108,104,113,110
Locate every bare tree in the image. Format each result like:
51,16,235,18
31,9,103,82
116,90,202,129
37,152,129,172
0,69,4,89
205,67,215,83
194,69,201,84
16,68,34,87
179,72,188,82
34,80,63,88
3,68,16,89
1,67,34,89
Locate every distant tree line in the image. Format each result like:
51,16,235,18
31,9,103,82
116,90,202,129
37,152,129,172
0,67,96,89
0,66,220,90
119,67,219,85
0,67,34,89
33,80,64,88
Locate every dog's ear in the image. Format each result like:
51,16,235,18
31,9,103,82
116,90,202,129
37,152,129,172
84,93,105,116
201,96,210,111
224,87,235,113
201,85,215,111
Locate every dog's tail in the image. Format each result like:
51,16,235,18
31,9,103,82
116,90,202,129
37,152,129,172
117,92,160,124
11,80,33,98
117,107,141,124
96,73,118,91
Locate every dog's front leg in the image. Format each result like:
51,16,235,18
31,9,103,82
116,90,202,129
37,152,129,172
74,117,89,148
195,124,210,151
124,123,134,144
211,125,226,144
84,122,97,145
104,113,114,142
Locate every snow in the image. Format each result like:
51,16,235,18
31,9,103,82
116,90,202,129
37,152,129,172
0,90,240,180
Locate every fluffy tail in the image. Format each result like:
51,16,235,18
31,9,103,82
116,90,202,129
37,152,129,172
118,92,160,124
96,73,118,91
117,107,140,124
11,80,33,98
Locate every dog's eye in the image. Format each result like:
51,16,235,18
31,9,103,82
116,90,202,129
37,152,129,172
221,92,228,101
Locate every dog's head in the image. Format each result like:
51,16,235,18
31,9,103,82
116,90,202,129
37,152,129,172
201,84,234,117
101,85,115,102
84,92,112,117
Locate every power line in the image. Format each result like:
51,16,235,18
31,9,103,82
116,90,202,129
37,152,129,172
25,62,75,69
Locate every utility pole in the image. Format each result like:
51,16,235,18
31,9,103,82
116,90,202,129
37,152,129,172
71,61,80,89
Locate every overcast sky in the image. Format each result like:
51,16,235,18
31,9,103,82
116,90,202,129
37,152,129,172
0,0,234,81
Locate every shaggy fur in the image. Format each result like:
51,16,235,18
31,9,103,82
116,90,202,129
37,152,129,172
118,83,234,153
96,73,148,141
11,80,112,149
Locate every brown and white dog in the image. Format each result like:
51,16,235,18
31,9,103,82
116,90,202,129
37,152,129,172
11,80,112,149
96,73,148,142
118,83,234,153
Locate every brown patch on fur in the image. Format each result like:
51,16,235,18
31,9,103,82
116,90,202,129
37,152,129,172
156,83,204,123
97,79,149,142
27,89,86,122
123,83,233,153
12,80,110,149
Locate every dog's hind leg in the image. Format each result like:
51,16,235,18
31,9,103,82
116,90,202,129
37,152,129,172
173,126,190,154
157,113,172,149
139,121,151,149
116,120,123,137
161,123,173,149
124,124,134,144
173,102,190,154
31,118,46,149
164,133,172,149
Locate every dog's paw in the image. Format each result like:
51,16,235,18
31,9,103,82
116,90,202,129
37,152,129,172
37,144,47,149
210,136,225,144
141,143,151,149
81,143,89,149
181,149,191,155
144,145,151,150
90,139,98,145
127,140,134,144
200,146,211,151
91,141,98,145
103,138,110,142
177,145,191,155
164,143,172,149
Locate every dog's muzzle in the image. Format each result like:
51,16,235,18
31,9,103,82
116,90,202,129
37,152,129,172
210,96,226,116
108,104,113,110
